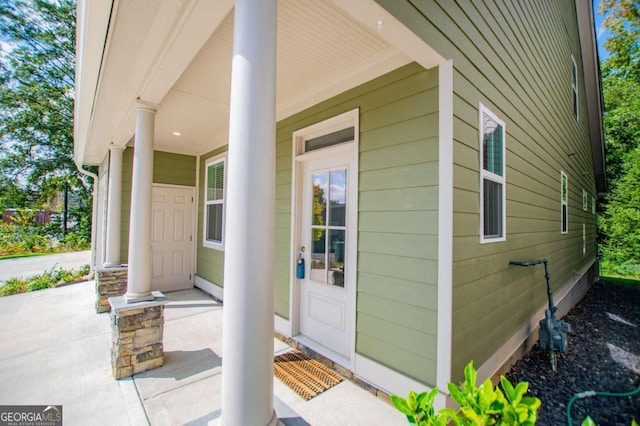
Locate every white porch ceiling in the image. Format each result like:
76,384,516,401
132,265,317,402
153,1,405,156
79,0,444,164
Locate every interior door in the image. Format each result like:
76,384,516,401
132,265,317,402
151,185,194,292
300,155,352,358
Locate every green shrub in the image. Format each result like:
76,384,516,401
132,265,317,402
77,264,90,277
0,277,28,296
600,258,640,279
27,273,56,291
391,388,449,425
60,232,90,251
0,264,89,297
391,361,541,425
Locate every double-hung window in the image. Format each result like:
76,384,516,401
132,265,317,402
203,156,225,249
479,104,506,243
561,171,568,234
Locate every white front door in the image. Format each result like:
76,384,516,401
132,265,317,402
299,154,355,358
151,185,194,292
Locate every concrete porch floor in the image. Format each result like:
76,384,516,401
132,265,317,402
0,281,405,425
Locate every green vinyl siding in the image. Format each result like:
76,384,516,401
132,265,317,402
118,148,197,262
196,146,227,286
276,63,440,385
153,151,197,186
377,0,598,380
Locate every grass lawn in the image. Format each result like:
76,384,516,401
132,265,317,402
0,252,54,261
600,275,640,287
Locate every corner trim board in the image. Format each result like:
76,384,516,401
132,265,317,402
436,60,454,391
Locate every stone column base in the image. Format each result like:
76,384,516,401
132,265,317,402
109,294,166,379
96,266,128,313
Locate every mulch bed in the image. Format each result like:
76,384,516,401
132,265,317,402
505,281,640,425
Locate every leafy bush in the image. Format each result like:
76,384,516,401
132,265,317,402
581,416,639,425
0,277,28,296
28,273,56,291
59,232,90,251
0,264,89,297
391,361,541,425
599,259,640,279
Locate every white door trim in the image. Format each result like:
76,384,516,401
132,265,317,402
151,183,196,288
289,108,359,368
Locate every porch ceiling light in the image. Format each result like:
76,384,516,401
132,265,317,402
172,131,182,136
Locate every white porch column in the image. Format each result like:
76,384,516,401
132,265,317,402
125,102,157,303
220,0,277,425
104,146,125,267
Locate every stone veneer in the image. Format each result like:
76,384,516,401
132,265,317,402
96,266,128,313
109,294,166,379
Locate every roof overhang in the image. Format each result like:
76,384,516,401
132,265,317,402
73,0,113,166
73,0,445,166
575,0,607,196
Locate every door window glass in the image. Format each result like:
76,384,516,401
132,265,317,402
310,168,347,287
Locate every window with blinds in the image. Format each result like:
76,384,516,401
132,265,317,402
204,157,225,248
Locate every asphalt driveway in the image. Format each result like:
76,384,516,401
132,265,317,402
0,250,91,284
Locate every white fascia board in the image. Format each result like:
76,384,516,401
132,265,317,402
74,0,114,165
331,0,445,70
575,0,606,194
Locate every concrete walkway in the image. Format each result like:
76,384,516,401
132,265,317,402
0,250,91,284
0,281,406,425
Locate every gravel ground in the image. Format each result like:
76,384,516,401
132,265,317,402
506,281,640,425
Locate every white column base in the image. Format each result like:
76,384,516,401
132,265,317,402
104,262,125,268
124,290,164,304
218,410,278,426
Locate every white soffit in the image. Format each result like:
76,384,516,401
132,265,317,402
154,0,413,156
83,0,233,164
85,0,445,161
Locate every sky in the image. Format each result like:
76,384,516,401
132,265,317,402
593,0,610,61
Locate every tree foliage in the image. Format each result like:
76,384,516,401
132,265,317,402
599,0,640,183
598,0,640,277
0,0,92,239
598,147,640,277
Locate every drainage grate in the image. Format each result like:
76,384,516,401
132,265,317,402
273,350,345,400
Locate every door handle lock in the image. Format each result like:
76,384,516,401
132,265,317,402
296,247,305,279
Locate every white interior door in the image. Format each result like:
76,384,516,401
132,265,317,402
151,185,194,292
300,155,354,358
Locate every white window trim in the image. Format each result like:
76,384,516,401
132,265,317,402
571,56,578,121
202,153,227,250
591,196,596,215
582,223,586,256
561,170,568,234
582,189,588,211
479,103,506,244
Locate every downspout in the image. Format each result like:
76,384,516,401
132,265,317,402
76,162,99,279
